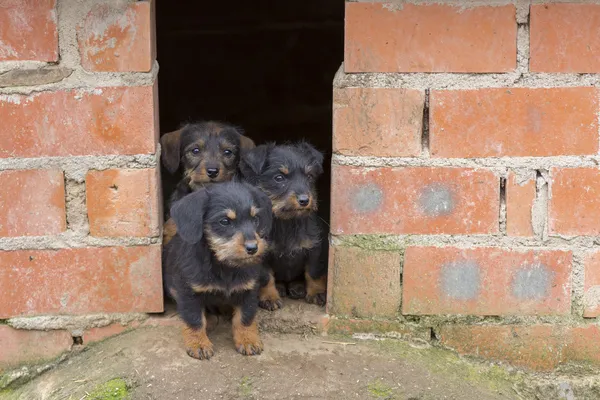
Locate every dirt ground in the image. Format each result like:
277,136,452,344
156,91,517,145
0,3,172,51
3,316,525,400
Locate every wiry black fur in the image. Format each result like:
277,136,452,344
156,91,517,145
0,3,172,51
160,121,255,218
163,181,273,359
240,141,328,306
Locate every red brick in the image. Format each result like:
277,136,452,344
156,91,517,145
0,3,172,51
402,246,572,316
330,165,499,235
549,168,600,236
441,325,600,371
345,3,516,73
506,172,536,237
329,246,401,318
430,88,599,158
83,323,136,345
333,87,424,157
0,0,58,62
0,169,66,237
78,2,154,72
0,245,163,318
584,251,600,318
87,168,161,237
0,325,72,369
531,4,600,73
0,85,157,158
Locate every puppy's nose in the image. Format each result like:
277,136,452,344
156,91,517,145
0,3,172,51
206,168,220,178
245,242,258,255
297,194,310,207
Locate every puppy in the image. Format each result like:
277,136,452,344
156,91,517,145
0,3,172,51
163,181,273,359
240,142,328,308
161,121,255,245
160,121,255,212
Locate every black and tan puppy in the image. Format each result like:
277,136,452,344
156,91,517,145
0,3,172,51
160,121,255,245
163,181,273,359
240,142,328,308
160,121,255,211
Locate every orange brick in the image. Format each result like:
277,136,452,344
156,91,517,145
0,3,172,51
0,0,58,62
329,246,401,318
584,251,600,318
87,168,161,237
330,165,499,235
402,246,572,316
0,325,72,369
0,85,157,158
506,172,536,237
531,4,600,73
0,245,163,318
549,168,600,236
333,87,424,157
83,323,133,345
430,88,599,158
78,2,154,72
441,325,600,371
345,3,516,73
0,169,66,237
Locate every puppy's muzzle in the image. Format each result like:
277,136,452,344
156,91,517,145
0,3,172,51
244,241,258,255
297,194,310,208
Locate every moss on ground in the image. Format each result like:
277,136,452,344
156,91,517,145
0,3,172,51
367,379,395,399
87,378,130,400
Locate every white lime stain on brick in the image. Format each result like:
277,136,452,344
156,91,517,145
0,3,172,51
352,183,384,213
419,184,455,216
512,263,555,300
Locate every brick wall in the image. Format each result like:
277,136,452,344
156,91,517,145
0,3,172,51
0,0,162,369
328,1,600,371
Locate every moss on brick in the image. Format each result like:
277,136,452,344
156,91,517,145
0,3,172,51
335,234,406,251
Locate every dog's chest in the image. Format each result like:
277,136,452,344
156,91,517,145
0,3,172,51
191,268,257,297
270,219,319,257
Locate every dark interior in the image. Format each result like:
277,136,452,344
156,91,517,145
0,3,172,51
156,1,344,225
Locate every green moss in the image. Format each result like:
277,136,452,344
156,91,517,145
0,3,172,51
336,235,406,251
367,380,395,399
238,376,253,398
88,378,130,400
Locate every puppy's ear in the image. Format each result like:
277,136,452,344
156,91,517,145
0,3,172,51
239,144,270,178
160,129,183,174
170,189,209,244
298,142,324,175
239,134,255,152
250,185,273,234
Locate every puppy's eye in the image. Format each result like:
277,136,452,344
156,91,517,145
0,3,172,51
223,149,233,157
191,148,200,155
274,174,285,183
219,218,231,226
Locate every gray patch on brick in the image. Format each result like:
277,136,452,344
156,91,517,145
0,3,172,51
512,263,554,300
352,183,384,213
419,184,454,217
441,260,480,300
0,67,73,88
7,313,147,331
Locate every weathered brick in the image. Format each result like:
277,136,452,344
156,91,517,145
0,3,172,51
324,317,430,341
84,323,133,345
0,0,58,62
0,245,163,318
584,251,600,318
0,169,66,237
330,165,499,235
345,3,516,73
0,85,157,158
506,172,536,237
78,1,154,72
333,87,424,157
0,325,72,369
87,168,161,237
531,4,600,73
402,246,572,316
329,246,401,318
440,325,600,371
549,168,600,236
430,88,598,158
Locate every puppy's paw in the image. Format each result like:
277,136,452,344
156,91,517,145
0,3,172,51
259,298,283,311
287,281,306,299
186,342,215,360
306,292,327,307
275,282,287,298
235,338,264,356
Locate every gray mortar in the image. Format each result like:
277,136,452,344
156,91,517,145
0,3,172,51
570,250,586,317
7,313,147,332
0,67,73,88
0,0,157,95
532,170,549,240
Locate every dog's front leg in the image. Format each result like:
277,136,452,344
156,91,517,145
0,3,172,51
178,292,214,360
232,290,263,356
258,267,283,311
304,245,327,307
